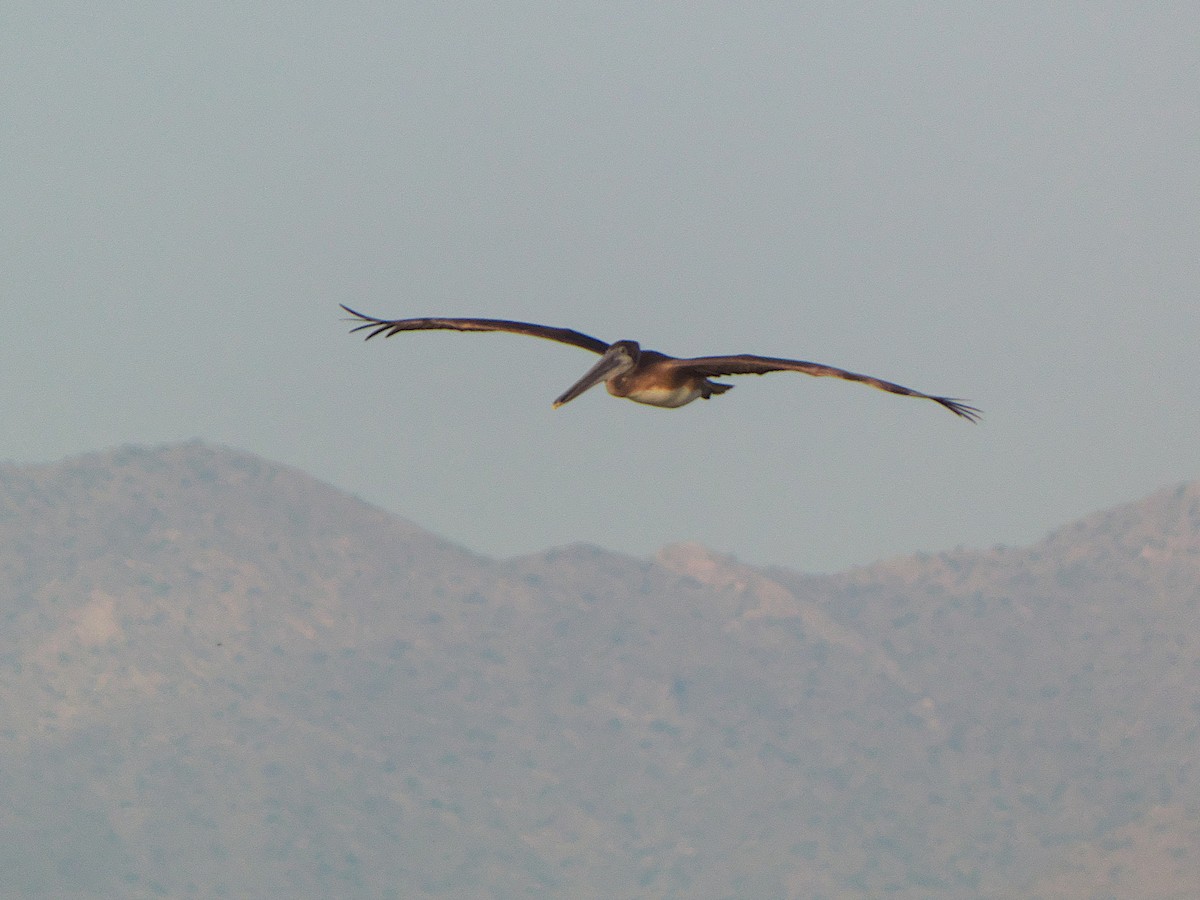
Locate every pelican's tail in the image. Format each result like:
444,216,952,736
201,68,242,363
700,381,734,399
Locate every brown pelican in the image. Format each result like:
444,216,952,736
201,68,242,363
341,305,980,421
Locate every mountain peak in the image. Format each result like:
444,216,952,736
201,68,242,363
1041,481,1200,565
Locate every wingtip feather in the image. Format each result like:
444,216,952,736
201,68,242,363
938,397,982,423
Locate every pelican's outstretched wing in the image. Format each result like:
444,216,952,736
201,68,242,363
341,305,609,355
667,354,981,421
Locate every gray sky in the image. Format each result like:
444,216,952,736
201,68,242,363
4,3,1198,571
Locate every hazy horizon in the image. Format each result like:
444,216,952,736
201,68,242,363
4,440,1199,896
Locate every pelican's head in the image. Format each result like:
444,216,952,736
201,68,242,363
552,340,640,408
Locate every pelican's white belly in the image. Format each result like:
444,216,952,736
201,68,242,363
616,382,703,408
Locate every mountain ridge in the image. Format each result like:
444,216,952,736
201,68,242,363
2,440,1197,897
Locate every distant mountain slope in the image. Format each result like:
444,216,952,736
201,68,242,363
1,442,1197,898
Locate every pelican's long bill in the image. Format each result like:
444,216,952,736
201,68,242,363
551,342,636,408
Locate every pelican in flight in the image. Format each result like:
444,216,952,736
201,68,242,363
341,305,980,422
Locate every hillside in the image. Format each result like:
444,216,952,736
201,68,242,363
1,442,1198,898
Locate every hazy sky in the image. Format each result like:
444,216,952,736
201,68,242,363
4,3,1198,571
